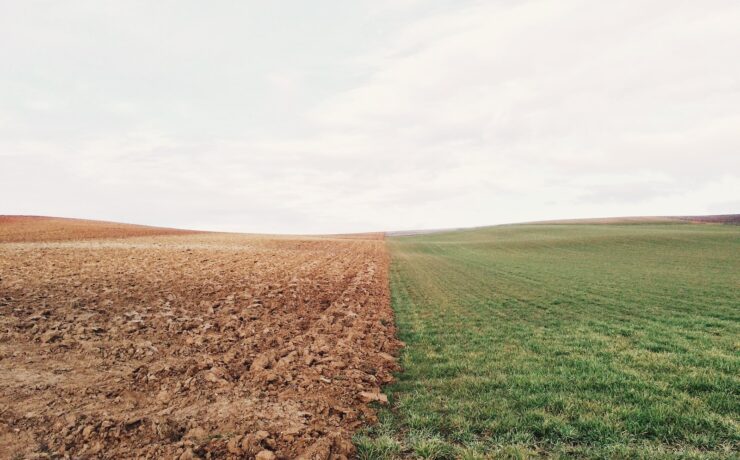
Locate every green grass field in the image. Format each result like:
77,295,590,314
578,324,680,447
356,223,740,459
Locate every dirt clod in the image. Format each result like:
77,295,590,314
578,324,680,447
359,391,389,404
256,450,277,460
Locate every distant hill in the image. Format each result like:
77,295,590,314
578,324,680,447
676,214,740,224
387,214,740,237
529,214,739,225
0,216,198,243
3,214,737,244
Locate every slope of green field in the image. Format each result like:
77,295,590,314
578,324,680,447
357,224,739,459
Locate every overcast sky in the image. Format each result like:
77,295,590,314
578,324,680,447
2,1,739,233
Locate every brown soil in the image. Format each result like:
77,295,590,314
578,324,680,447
0,216,199,243
530,214,740,225
677,214,740,224
0,218,400,459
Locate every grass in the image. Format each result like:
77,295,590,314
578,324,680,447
356,223,739,459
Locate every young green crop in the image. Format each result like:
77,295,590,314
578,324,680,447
356,223,739,459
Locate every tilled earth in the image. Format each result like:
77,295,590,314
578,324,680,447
0,223,401,459
0,216,199,243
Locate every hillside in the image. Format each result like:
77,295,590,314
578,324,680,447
0,216,199,243
528,214,740,225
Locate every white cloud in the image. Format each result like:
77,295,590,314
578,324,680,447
1,1,739,233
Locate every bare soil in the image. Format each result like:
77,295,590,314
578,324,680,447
0,216,199,243
678,214,740,224
530,214,740,225
0,219,400,459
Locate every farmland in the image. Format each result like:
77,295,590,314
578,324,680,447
1,217,738,459
0,215,199,243
0,218,400,459
357,223,739,459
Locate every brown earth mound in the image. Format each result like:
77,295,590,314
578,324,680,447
678,214,740,224
0,225,401,459
0,216,199,243
529,214,740,225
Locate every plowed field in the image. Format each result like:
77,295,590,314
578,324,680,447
0,216,199,243
0,220,400,459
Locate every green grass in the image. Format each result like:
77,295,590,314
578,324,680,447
356,223,740,459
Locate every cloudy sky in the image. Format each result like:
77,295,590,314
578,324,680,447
2,1,739,233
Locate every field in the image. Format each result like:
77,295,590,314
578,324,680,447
357,223,739,459
0,218,401,459
2,217,738,459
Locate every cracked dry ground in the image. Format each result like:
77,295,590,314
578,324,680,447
0,229,401,459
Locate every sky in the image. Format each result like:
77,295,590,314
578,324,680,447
1,1,739,234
